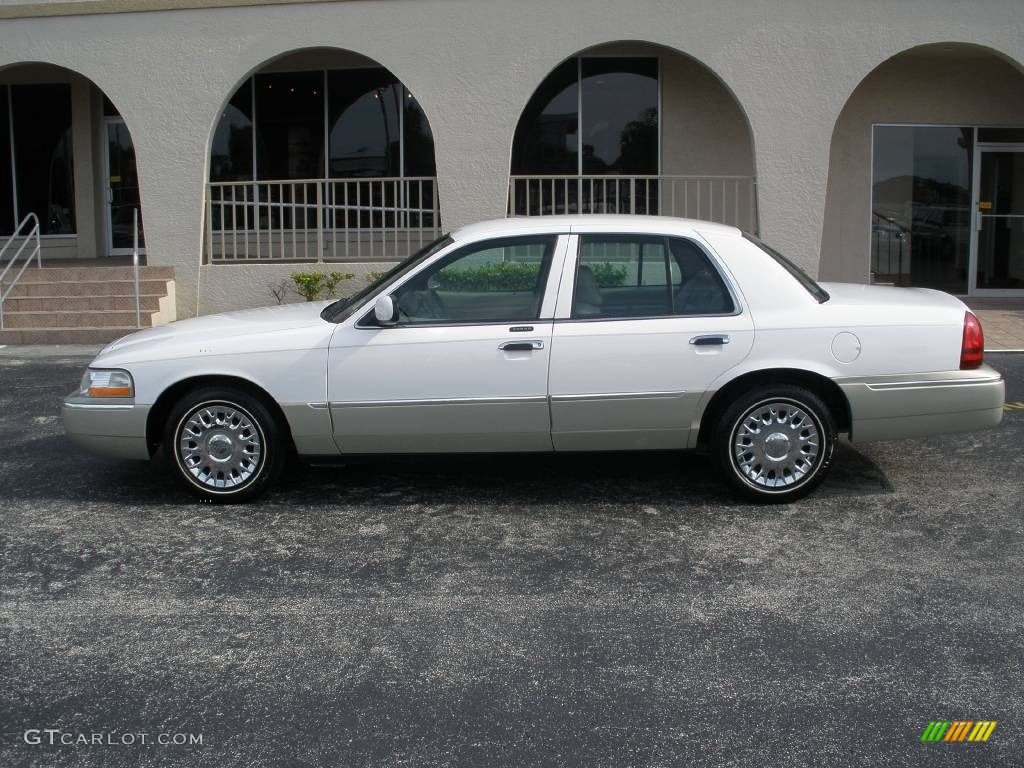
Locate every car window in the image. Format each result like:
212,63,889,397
390,235,557,324
572,234,733,318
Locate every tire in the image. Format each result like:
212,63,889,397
163,386,286,502
712,384,836,503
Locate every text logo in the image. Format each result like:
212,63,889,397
920,721,997,742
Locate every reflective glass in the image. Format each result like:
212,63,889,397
210,78,253,182
255,71,324,180
580,58,658,174
871,125,972,292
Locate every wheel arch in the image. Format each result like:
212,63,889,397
695,368,851,448
145,374,295,455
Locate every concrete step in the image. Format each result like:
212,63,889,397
0,327,141,345
2,294,165,312
2,309,156,329
3,279,172,298
2,265,174,283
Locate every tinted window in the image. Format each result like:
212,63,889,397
392,236,556,324
255,71,324,180
573,235,733,318
510,59,579,175
210,79,253,182
328,69,400,178
12,84,75,234
580,57,658,174
0,88,13,234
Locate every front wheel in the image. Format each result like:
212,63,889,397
163,386,286,502
713,385,836,503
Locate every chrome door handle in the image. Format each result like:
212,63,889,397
690,334,730,346
499,339,544,351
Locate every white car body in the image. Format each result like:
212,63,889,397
62,215,1004,499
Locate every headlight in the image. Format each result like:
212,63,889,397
80,368,134,398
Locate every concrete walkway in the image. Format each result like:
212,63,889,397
966,298,1024,352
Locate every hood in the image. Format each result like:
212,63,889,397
95,300,333,361
817,282,968,311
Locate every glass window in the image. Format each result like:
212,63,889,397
391,235,556,324
510,60,579,175
870,125,972,292
255,71,324,180
580,57,658,174
11,84,75,235
403,91,436,177
328,69,400,178
573,235,732,318
0,88,14,235
210,78,253,182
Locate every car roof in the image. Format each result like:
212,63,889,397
451,215,741,241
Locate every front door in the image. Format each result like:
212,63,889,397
972,144,1024,294
327,233,569,453
103,117,145,256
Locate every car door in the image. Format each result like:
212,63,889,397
548,230,754,451
327,233,569,453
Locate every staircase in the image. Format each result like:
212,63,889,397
0,265,176,344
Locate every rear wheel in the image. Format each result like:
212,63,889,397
163,386,285,502
713,384,836,503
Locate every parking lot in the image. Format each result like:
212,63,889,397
1,347,1022,767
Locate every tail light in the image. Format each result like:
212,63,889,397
960,311,984,369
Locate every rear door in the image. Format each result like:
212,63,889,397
548,230,754,450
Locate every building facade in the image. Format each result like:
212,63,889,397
0,0,1022,321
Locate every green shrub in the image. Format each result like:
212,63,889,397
588,263,628,288
435,262,541,291
290,270,355,301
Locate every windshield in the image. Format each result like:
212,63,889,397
743,234,830,304
321,234,453,323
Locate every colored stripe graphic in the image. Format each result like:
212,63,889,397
922,720,997,743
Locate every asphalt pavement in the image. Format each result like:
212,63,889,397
1,348,1022,767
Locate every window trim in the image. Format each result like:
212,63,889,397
567,232,741,321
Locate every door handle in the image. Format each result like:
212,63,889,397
499,339,544,351
690,334,730,346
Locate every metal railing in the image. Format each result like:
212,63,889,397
0,212,42,330
870,210,907,285
205,177,441,263
507,174,758,233
132,208,141,328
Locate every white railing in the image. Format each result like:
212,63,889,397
205,177,441,263
0,212,42,330
507,175,758,234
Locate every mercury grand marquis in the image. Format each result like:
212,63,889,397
62,216,1005,503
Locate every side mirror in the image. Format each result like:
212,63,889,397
374,294,398,326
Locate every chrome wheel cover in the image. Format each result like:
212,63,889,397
176,401,264,491
731,399,821,491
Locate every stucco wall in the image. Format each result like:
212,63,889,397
821,50,1024,283
0,0,1022,316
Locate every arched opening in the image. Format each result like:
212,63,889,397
822,43,1024,295
508,42,757,233
0,62,144,262
204,48,440,264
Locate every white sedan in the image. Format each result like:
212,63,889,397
62,216,1004,503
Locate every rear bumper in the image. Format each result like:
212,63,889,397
62,396,151,460
837,366,1004,442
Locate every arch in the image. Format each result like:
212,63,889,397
203,47,442,264
507,40,758,232
821,42,1024,291
0,61,145,260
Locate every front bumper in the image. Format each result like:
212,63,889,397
62,395,151,460
837,365,1004,442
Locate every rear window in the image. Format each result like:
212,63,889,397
743,234,830,303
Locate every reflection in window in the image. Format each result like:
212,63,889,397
871,125,972,293
512,57,659,176
10,84,75,235
393,236,555,324
210,79,253,183
573,235,732,318
328,69,400,177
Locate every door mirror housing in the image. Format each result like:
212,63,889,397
374,294,398,326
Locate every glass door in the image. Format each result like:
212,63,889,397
972,144,1024,294
103,116,144,255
